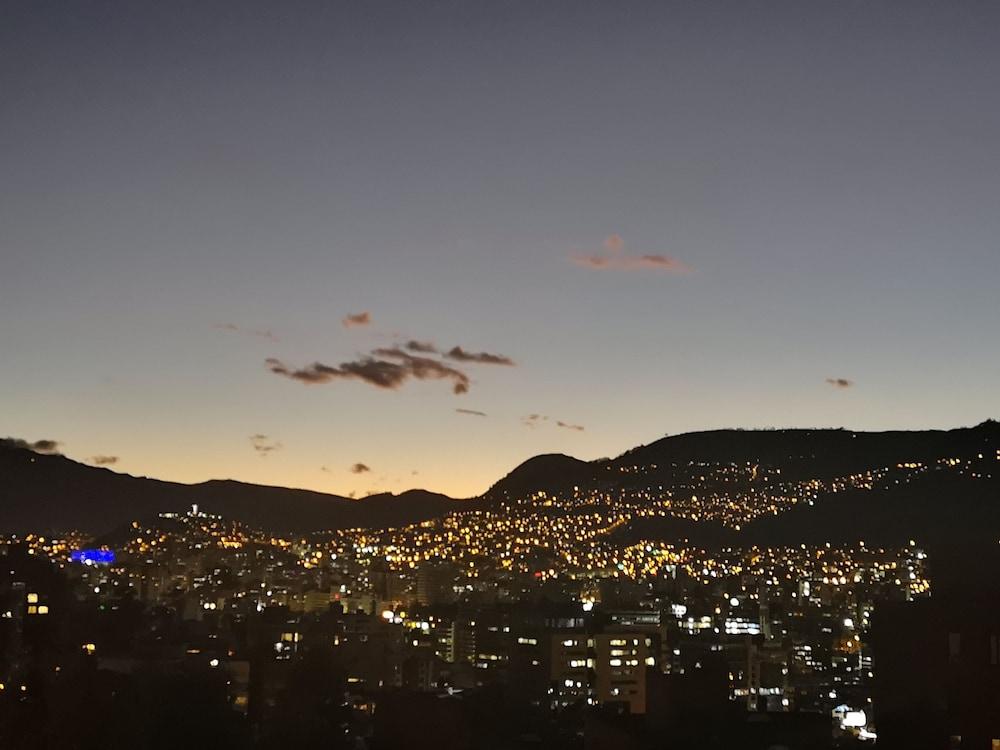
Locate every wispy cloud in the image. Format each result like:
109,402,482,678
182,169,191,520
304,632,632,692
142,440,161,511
90,455,119,466
215,323,278,342
249,434,282,456
444,346,515,366
405,340,438,354
571,235,691,274
342,312,371,327
372,348,472,393
522,415,585,432
350,462,371,474
825,377,854,389
269,347,472,394
403,340,515,366
456,408,488,417
267,331,513,395
1,437,62,454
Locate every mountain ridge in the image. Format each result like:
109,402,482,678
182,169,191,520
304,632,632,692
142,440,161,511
2,420,997,536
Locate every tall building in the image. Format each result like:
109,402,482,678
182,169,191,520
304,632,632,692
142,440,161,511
550,631,655,714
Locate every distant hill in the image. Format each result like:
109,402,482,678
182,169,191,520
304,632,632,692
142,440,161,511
485,453,602,500
486,422,1000,497
613,422,1000,481
0,445,468,535
2,421,997,539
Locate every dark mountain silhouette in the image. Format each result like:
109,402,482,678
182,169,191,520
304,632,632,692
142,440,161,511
486,419,998,494
612,422,1000,480
1,421,997,540
0,445,468,534
485,453,602,500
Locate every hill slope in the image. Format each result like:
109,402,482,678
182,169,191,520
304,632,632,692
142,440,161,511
0,446,467,534
2,421,997,538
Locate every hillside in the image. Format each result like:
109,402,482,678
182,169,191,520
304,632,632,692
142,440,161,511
613,422,1000,480
0,445,467,535
2,421,997,539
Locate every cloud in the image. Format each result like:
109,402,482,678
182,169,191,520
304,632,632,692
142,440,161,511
521,415,584,431
342,312,371,327
90,455,119,466
1,437,62,454
269,346,472,394
825,377,854,389
350,462,371,474
572,254,691,272
444,346,515,366
402,340,515,366
456,408,488,417
249,434,282,456
572,235,691,274
215,323,278,342
405,340,438,354
266,334,513,395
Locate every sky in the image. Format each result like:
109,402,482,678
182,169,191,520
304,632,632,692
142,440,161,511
2,0,999,498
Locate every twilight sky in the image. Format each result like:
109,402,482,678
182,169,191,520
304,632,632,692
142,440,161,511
2,0,999,498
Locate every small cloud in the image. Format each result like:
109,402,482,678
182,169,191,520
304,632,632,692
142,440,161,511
215,323,278,342
572,235,691,274
350,462,371,474
342,312,371,327
521,415,583,431
1,437,62,454
90,455,119,466
320,466,331,473
249,434,282,456
405,340,438,354
456,408,488,417
444,346,515,366
825,378,854,389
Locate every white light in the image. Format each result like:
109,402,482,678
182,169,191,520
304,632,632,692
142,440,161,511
843,710,867,728
209,658,220,668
